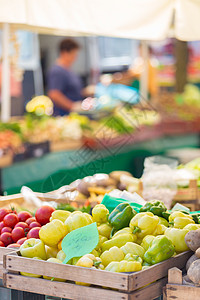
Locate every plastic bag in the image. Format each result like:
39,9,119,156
142,156,178,209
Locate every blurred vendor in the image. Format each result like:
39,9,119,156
47,38,83,115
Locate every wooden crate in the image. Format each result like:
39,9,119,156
0,151,13,168
138,180,199,211
50,139,83,152
3,251,192,300
0,248,16,279
166,267,200,299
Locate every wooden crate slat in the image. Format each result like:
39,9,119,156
166,284,200,300
128,251,192,290
4,273,129,300
4,254,129,291
129,277,167,300
0,248,16,279
166,267,200,299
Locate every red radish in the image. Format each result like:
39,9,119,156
1,232,13,246
27,227,40,239
1,227,12,234
17,211,32,222
35,206,55,225
7,243,20,248
4,214,19,228
15,222,29,230
17,237,27,245
0,221,4,233
12,227,25,243
29,222,41,229
0,208,9,221
26,217,36,225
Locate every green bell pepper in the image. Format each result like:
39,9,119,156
191,213,200,224
162,211,171,221
140,200,167,217
143,235,175,265
108,203,136,236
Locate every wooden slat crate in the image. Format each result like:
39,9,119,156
173,180,199,211
0,248,16,279
138,180,199,211
3,251,192,300
50,139,83,152
0,151,13,168
166,267,200,299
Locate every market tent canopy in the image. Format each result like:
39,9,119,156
0,0,200,41
0,0,174,41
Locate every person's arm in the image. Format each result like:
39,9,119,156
48,89,74,111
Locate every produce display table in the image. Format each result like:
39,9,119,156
2,134,199,195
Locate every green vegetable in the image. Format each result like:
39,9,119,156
140,200,167,217
144,235,175,265
108,203,136,236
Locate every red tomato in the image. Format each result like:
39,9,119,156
29,222,41,229
12,227,25,243
7,243,20,248
15,222,29,230
0,241,5,247
0,208,9,221
35,206,55,225
17,237,27,245
26,217,36,225
1,232,13,246
0,221,4,233
1,227,12,234
4,214,19,228
17,211,32,222
27,227,40,239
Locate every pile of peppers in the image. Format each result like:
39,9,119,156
19,198,200,278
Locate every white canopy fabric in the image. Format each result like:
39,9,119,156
0,0,174,40
1,0,200,121
175,0,200,41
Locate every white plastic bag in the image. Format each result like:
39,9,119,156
142,156,178,209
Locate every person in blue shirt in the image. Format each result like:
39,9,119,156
47,38,83,115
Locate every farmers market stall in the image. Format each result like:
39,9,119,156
2,133,199,195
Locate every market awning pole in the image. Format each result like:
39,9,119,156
140,41,148,101
1,23,10,122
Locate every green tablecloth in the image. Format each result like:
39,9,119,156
2,134,199,195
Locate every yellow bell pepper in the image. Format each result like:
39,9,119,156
165,228,189,252
124,253,143,264
43,258,65,282
105,260,142,272
113,227,137,240
141,235,155,251
95,235,108,252
97,223,112,239
121,242,145,259
152,224,167,235
184,224,200,230
20,238,47,260
57,250,66,262
102,233,134,252
169,211,193,223
64,211,93,232
158,217,169,227
50,210,71,223
129,212,159,239
92,204,109,224
76,254,104,285
20,257,43,278
45,245,59,259
39,219,68,247
100,246,124,267
173,217,194,229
